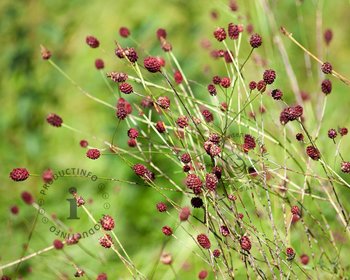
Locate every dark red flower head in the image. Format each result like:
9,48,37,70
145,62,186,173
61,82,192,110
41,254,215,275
249,81,257,90
220,102,228,112
115,47,125,58
203,141,212,154
66,233,81,245
128,128,139,139
243,134,256,152
179,207,191,221
185,174,203,190
246,24,254,34
133,164,147,176
86,36,100,48
257,80,266,92
156,121,166,133
157,28,167,40
207,84,217,96
321,62,332,74
100,215,115,231
324,29,333,45
292,214,300,224
271,89,283,100
53,239,64,250
321,79,332,94
197,234,211,249
291,205,301,216
328,128,337,139
96,273,108,280
296,133,304,142
156,56,165,67
79,140,88,148
248,166,258,177
141,96,154,108
341,162,350,173
263,69,276,84
161,40,172,52
208,134,220,144
280,105,303,125
209,144,221,157
240,236,252,251
228,23,240,39
157,96,171,109
40,45,51,60
300,254,309,265
162,225,173,236
202,110,214,123
124,47,138,63
205,173,218,191
128,138,137,147
174,70,183,84
107,72,128,83
204,142,221,157
220,77,231,88
116,98,132,120
250,33,262,48
144,57,161,73
95,59,104,70
198,270,208,280
229,0,238,11
86,149,100,160
220,225,230,236
99,234,113,248
181,153,191,164
212,76,221,85
145,170,155,182
306,146,320,160
213,27,226,41
212,166,222,179
286,247,295,260
211,49,224,59
176,116,189,128
119,27,130,38
290,105,303,119
10,205,19,215
300,91,310,101
156,202,167,212
339,127,348,136
46,113,63,127
42,169,54,183
183,165,190,172
191,197,203,208
224,50,234,63
21,191,34,204
279,110,290,125
213,249,221,258
10,168,29,182
75,195,85,207
119,82,133,94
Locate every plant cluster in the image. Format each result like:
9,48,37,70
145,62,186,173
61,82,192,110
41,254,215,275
3,1,350,279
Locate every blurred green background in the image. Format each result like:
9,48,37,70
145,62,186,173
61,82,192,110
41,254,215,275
1,0,350,279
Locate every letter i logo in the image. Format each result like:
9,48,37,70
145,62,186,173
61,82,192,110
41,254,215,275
67,187,80,220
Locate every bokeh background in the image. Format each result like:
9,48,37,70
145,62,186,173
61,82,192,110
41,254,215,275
1,0,350,279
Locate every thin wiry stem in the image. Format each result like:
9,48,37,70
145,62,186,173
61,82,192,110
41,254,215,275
281,26,350,86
